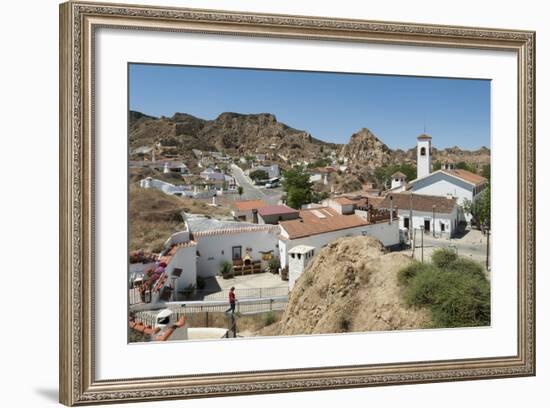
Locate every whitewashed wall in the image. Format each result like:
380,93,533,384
396,207,459,238
411,172,474,205
166,245,197,290
279,221,400,269
194,229,280,277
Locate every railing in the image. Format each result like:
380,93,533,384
165,296,288,315
178,286,288,302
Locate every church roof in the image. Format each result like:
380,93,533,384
417,134,432,140
409,169,487,187
441,169,487,186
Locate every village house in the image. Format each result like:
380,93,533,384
140,216,281,303
309,166,337,185
278,206,400,272
139,177,222,199
232,199,268,223
200,168,225,181
379,192,459,239
247,163,280,179
257,205,300,225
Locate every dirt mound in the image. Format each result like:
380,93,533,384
274,236,430,335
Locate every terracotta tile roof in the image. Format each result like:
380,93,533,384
442,169,487,186
332,197,356,206
232,199,268,212
379,193,457,214
257,204,298,217
417,133,432,140
391,171,407,178
159,241,197,265
280,207,368,240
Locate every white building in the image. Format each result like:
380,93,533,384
379,192,459,239
416,134,432,179
200,168,225,181
409,168,488,208
160,216,280,282
288,245,316,290
248,164,280,179
278,207,400,270
390,171,407,191
139,177,217,199
394,134,488,222
231,199,268,223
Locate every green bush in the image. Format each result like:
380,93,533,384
446,257,486,280
397,261,424,286
431,248,458,269
263,311,276,327
400,257,490,328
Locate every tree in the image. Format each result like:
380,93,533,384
456,161,477,173
249,169,268,181
474,186,491,227
433,161,442,171
282,168,313,209
462,186,491,228
481,164,491,180
237,185,243,198
287,186,310,209
374,163,417,188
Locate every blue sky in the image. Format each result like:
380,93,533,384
129,64,490,150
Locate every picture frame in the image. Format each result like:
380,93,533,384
59,1,536,405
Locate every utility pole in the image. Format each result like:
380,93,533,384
432,205,436,238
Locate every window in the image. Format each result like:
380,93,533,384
231,246,242,260
420,147,426,156
441,222,446,232
403,217,410,229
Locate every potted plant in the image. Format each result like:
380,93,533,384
219,260,234,279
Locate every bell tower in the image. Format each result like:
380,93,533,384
416,134,432,179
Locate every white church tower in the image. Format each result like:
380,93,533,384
416,134,432,179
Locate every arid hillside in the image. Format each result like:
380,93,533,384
270,236,430,335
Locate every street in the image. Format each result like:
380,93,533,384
230,164,282,205
409,227,490,269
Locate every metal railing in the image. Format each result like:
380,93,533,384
177,286,288,302
165,296,288,315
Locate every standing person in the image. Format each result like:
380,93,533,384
225,287,237,314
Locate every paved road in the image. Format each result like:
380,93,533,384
410,228,490,268
230,164,282,205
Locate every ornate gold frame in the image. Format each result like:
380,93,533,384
59,1,536,405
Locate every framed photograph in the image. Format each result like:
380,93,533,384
59,1,535,405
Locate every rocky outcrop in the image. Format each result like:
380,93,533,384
273,236,430,335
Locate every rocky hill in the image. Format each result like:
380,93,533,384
339,128,392,166
130,110,490,189
266,236,430,335
129,111,340,165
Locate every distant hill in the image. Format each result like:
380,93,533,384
129,110,491,191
